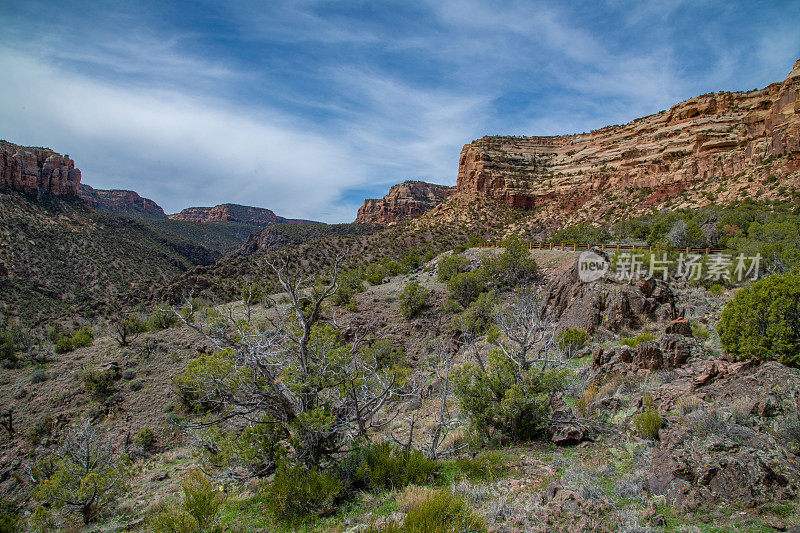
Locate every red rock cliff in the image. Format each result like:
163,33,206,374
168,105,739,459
1,141,82,196
356,180,456,224
455,60,800,223
169,204,280,226
78,184,167,219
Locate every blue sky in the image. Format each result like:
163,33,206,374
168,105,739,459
1,1,798,222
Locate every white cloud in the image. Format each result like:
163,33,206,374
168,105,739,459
0,49,368,220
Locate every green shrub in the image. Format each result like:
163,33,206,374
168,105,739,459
27,416,54,444
55,337,73,354
346,442,437,490
634,398,662,440
482,235,537,288
0,320,25,366
453,291,497,337
111,313,145,347
399,282,430,319
557,328,589,354
454,350,566,442
83,369,116,400
360,339,409,377
0,499,21,533
262,463,342,524
402,490,487,533
149,469,223,533
332,269,364,306
70,326,94,349
448,451,508,482
364,263,389,285
146,308,177,331
32,420,129,524
552,222,611,244
718,270,800,365
691,322,710,340
447,270,487,307
437,254,471,282
709,283,724,296
134,427,156,451
621,332,656,349
400,252,423,274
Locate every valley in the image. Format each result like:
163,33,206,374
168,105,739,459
0,58,799,533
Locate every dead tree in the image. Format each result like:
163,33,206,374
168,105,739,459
173,249,408,471
391,339,465,460
492,287,565,373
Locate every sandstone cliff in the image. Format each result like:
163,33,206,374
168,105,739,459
450,60,800,226
356,180,456,224
169,204,280,225
0,140,82,197
78,184,167,219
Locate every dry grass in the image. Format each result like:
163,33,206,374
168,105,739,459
397,485,440,512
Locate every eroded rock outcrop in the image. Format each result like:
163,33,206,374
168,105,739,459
454,60,800,224
0,141,82,197
356,180,455,224
541,259,676,334
78,184,167,219
169,204,280,226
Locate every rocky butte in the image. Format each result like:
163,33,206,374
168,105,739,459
169,204,281,226
446,59,800,226
0,140,82,197
78,184,167,219
355,180,456,224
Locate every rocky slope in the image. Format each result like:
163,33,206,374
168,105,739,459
0,190,220,327
0,140,82,197
356,180,455,224
78,184,167,219
436,60,800,227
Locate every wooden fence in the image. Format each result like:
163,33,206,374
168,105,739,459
478,241,726,255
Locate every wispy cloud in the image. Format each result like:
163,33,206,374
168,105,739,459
0,0,797,221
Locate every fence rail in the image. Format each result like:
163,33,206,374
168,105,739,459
478,241,726,255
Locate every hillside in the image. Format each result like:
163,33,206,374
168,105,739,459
0,190,220,328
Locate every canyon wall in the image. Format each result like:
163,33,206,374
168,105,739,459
454,60,800,223
169,204,281,226
78,184,167,219
0,141,82,197
356,180,456,224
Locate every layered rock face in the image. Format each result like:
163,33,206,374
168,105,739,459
356,180,456,224
0,141,82,196
169,204,280,226
455,60,800,223
78,184,167,219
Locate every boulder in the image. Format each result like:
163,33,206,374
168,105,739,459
541,261,676,334
665,318,693,337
